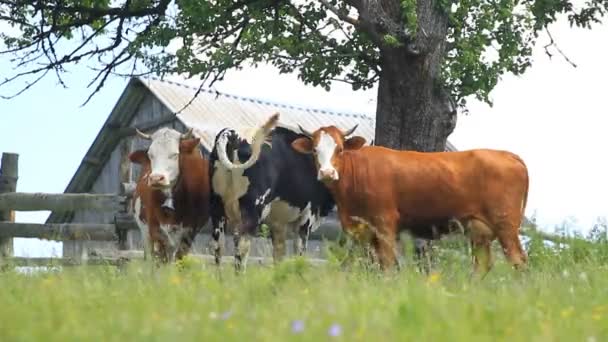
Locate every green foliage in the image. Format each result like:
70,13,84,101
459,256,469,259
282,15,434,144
0,0,606,109
400,0,418,36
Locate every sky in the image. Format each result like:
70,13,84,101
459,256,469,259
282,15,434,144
1,12,607,258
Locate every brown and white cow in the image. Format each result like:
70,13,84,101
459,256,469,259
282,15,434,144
291,125,529,277
128,127,211,263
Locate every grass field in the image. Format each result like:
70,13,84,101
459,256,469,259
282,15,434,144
1,234,608,341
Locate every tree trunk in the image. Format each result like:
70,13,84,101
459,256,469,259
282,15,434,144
373,1,456,152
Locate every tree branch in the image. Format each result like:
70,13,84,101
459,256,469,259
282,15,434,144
318,0,359,26
543,28,577,68
0,0,172,103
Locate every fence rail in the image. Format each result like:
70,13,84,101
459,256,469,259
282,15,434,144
0,192,126,212
0,222,118,241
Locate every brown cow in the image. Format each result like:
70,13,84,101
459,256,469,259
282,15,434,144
291,125,529,277
129,127,211,263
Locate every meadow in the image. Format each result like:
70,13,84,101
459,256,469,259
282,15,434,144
1,232,608,342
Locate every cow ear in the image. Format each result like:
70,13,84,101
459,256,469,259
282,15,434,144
180,138,201,153
129,150,149,164
344,136,367,150
291,137,313,154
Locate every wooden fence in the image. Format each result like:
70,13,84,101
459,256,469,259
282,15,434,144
0,152,570,269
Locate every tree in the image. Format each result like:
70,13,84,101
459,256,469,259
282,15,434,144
1,0,606,150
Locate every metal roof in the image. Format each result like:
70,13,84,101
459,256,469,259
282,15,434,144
47,76,457,223
137,77,378,151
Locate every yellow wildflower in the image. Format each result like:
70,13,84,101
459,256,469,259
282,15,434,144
170,275,182,285
427,272,441,284
561,307,574,318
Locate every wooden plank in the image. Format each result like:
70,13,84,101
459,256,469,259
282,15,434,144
0,153,18,258
0,192,126,212
0,222,117,241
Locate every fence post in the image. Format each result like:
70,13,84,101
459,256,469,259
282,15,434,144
0,153,19,258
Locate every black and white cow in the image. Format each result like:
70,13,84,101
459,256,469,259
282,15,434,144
208,113,336,272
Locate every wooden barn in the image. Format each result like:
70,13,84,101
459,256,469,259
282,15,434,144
46,76,458,260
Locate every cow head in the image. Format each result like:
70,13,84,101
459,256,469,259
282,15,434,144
135,127,199,189
291,125,366,182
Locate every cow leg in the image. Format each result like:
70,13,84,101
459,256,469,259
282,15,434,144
294,223,311,257
148,220,169,264
234,211,258,273
413,238,432,275
175,228,198,261
233,231,252,273
468,219,495,280
210,195,227,266
269,223,288,263
496,228,528,270
370,217,399,271
372,231,398,271
211,218,226,266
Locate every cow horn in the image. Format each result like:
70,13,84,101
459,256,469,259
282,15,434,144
298,124,313,138
343,124,358,137
135,128,151,140
181,127,194,139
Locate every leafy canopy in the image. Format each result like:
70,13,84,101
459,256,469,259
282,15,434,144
0,0,606,107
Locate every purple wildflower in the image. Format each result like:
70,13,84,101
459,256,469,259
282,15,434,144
291,320,305,334
220,311,232,320
328,323,342,337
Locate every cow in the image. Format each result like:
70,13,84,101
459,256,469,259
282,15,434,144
367,138,438,273
291,125,529,278
209,113,336,272
128,127,211,263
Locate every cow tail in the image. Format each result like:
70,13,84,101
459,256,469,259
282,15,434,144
511,153,529,225
217,113,279,170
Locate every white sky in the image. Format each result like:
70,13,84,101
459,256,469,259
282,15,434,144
1,12,607,257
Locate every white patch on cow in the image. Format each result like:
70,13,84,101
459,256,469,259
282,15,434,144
212,160,251,224
255,189,271,206
147,128,182,188
300,203,321,232
260,204,272,222
316,131,339,180
133,197,151,260
160,223,188,262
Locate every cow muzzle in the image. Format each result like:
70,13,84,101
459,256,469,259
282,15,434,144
318,168,339,182
148,174,170,188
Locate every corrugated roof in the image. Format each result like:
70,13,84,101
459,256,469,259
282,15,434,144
137,77,379,151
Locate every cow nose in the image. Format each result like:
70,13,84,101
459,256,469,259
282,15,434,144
149,174,167,186
319,168,338,181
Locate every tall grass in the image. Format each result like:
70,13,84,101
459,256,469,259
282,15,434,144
1,232,607,341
